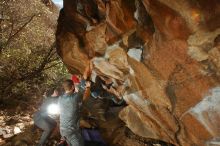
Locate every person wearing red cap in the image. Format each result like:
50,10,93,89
71,75,80,84
71,75,82,92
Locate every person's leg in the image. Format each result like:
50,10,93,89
36,116,56,146
66,132,84,146
37,130,53,146
65,138,71,146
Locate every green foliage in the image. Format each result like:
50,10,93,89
0,0,68,104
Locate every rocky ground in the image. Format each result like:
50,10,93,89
0,108,60,146
0,105,171,146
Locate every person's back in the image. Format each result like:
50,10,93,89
59,78,90,146
59,63,92,146
59,91,82,134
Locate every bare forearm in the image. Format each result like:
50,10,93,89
83,61,93,80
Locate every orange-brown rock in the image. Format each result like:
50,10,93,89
56,0,220,145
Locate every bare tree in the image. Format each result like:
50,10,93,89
0,0,66,102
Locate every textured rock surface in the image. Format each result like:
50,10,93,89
56,0,220,145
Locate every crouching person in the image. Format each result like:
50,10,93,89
59,65,91,146
33,88,60,146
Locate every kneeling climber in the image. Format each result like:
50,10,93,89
33,88,60,146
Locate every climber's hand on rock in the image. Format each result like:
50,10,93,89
85,81,91,88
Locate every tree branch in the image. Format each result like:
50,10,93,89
44,62,62,70
19,43,56,80
5,14,37,47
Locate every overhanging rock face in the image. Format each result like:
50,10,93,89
56,0,220,145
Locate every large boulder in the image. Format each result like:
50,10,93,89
56,0,220,145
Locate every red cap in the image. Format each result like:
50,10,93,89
71,75,80,84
